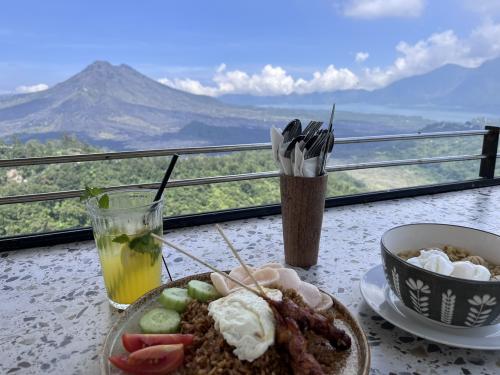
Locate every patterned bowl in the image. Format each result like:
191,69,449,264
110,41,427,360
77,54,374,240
381,223,500,327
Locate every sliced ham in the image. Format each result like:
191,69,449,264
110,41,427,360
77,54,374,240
298,281,322,309
217,263,329,310
276,268,301,291
259,262,284,269
241,267,280,288
314,292,333,312
227,265,255,289
210,272,231,296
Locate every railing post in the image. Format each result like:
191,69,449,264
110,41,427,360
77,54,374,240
479,126,500,179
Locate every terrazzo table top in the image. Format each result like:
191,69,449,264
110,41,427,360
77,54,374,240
2,186,500,374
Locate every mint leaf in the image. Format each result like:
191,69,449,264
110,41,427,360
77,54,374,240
80,186,109,209
112,234,131,243
79,189,91,201
129,232,159,252
113,231,161,265
128,231,162,266
98,194,109,209
87,186,104,196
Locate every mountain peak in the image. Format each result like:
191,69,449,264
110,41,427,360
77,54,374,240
88,60,114,69
79,60,120,76
65,60,150,93
75,61,158,84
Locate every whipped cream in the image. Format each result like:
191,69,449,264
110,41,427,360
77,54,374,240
407,249,491,281
407,249,454,276
451,261,491,281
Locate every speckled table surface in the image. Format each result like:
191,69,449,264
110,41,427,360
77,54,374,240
2,186,500,374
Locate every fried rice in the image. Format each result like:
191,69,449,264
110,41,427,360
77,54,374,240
175,288,350,374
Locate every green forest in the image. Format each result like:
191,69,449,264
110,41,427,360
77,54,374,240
0,134,488,237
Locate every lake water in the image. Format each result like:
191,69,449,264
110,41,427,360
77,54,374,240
259,103,500,123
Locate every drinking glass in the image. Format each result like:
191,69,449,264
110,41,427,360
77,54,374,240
86,189,163,309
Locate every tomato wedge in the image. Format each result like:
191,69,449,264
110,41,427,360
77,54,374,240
122,333,194,353
109,344,184,375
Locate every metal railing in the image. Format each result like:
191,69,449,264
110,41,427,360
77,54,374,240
0,129,495,205
0,126,499,250
0,129,488,168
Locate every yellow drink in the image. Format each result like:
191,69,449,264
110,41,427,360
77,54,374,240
87,189,165,309
97,231,162,305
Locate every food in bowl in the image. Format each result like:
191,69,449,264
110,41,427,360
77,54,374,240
398,247,497,281
381,223,500,327
109,264,353,374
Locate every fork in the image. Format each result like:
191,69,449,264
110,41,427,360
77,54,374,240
302,121,323,145
305,130,328,159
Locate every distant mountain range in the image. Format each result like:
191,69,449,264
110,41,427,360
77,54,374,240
0,61,294,149
220,57,500,113
1,59,494,150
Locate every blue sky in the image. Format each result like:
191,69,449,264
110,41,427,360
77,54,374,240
1,0,500,95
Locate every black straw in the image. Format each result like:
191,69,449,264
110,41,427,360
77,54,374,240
155,154,179,281
154,154,179,202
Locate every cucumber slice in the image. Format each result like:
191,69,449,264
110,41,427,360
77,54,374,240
139,308,180,334
158,288,192,312
187,280,221,302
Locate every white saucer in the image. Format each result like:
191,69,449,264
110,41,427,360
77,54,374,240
360,265,500,350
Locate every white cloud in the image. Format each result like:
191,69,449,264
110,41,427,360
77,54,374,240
468,21,500,59
355,52,370,62
213,64,296,96
343,0,425,19
463,0,500,15
158,77,218,96
15,83,49,93
361,20,500,88
159,19,500,95
159,64,359,96
294,65,359,94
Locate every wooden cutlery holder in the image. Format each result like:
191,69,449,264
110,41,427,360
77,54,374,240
280,174,328,267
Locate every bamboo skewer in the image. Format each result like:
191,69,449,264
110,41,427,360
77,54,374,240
215,224,267,296
150,233,263,297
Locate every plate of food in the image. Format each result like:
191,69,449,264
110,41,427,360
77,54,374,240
101,235,370,375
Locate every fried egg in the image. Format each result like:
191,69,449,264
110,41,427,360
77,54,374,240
208,288,282,362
